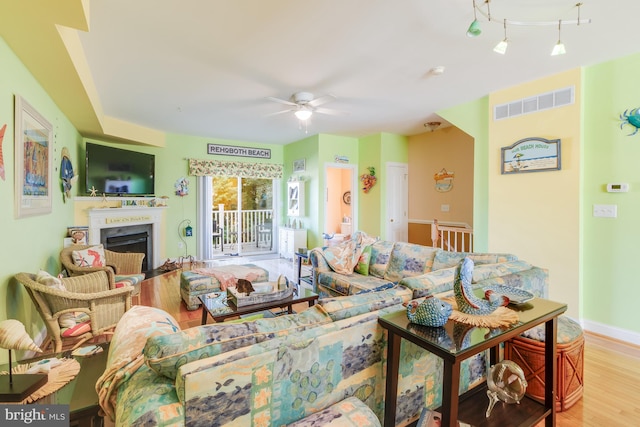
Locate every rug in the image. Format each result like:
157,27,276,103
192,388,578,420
0,357,80,403
442,296,519,328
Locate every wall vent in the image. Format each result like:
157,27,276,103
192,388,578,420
494,86,574,121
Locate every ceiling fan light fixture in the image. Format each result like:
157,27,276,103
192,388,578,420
294,109,312,121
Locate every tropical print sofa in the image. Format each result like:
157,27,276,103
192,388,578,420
310,232,547,300
96,271,550,427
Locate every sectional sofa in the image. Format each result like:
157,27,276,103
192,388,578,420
96,247,548,426
310,236,548,300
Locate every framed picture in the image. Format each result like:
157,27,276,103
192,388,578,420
14,96,53,218
293,158,306,172
501,137,561,174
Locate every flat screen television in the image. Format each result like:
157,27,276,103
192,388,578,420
85,142,155,196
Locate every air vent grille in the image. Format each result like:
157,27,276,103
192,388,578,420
494,86,574,120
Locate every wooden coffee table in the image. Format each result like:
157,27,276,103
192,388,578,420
199,284,318,324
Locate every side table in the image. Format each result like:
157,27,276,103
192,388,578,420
379,298,567,427
294,251,313,289
1,343,109,427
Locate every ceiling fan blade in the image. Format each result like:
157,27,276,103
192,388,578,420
307,94,337,107
314,107,345,116
265,108,295,117
265,96,297,107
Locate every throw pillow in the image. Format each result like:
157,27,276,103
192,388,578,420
36,271,75,328
354,245,372,275
72,244,106,268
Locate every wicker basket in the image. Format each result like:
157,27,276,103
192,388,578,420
504,318,584,412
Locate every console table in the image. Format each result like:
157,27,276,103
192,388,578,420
379,298,567,427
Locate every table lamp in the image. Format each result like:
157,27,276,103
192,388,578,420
0,319,48,402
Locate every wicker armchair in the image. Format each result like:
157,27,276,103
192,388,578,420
15,271,133,353
60,245,145,280
60,245,145,302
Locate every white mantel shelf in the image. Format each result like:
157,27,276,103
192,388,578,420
88,207,165,269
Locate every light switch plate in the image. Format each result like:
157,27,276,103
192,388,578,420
441,204,450,212
593,204,617,218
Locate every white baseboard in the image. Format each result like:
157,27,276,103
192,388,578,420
581,319,640,346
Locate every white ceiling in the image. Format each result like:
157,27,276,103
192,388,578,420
69,1,640,144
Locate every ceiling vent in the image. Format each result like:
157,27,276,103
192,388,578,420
494,86,574,120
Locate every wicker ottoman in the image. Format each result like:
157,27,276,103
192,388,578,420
180,264,269,310
504,315,584,412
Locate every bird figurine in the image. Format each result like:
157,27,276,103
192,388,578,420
454,257,510,315
406,296,452,327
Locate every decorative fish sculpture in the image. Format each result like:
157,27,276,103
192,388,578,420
406,296,452,327
454,257,509,315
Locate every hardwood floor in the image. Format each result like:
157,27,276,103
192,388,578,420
138,256,640,426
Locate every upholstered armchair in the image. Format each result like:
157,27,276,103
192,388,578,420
60,245,145,302
15,271,133,353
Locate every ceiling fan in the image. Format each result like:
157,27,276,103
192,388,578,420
266,92,340,121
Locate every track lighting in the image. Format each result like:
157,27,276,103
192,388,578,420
493,19,508,54
466,0,481,37
551,20,566,56
467,2,590,54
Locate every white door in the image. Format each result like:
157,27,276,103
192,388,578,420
386,162,408,242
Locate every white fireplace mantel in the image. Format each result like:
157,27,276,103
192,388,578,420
88,207,165,269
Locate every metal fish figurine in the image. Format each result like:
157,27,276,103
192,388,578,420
406,296,452,327
454,257,509,315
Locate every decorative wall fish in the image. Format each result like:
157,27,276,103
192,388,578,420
454,257,509,315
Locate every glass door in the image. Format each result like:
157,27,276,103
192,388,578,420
211,176,275,256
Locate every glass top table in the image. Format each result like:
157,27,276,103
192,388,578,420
379,297,567,427
199,283,319,324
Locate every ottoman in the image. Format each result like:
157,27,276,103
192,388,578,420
180,263,269,310
504,315,584,412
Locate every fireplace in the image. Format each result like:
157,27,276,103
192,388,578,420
101,224,152,272
88,207,163,270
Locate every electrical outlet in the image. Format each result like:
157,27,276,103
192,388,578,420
178,242,184,249
593,204,617,218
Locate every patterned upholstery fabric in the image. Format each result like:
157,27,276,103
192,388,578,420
319,287,412,321
96,305,180,422
368,240,395,278
286,396,381,427
144,305,332,380
399,260,537,299
179,264,269,310
522,315,583,344
316,270,394,296
432,251,517,271
173,308,485,427
383,243,440,283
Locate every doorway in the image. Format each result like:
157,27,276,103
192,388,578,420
385,162,408,242
324,163,357,244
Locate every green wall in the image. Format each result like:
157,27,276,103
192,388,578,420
0,37,83,363
283,135,319,245
582,52,640,335
160,133,285,259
